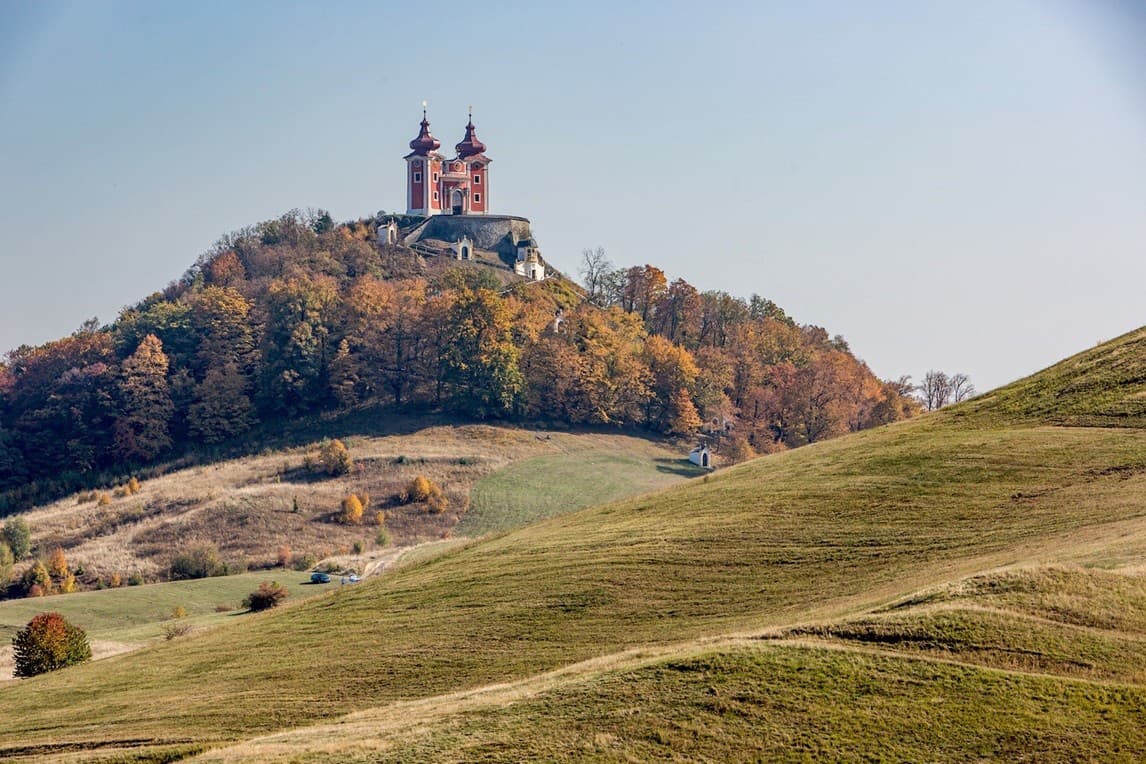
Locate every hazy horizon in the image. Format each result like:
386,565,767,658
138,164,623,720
2,0,1144,393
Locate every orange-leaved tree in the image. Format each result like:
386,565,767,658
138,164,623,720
12,612,91,677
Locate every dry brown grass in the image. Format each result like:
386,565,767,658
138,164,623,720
19,425,684,581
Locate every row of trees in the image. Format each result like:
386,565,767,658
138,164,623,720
0,211,918,510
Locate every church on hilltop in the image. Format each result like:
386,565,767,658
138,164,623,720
381,107,549,282
405,108,490,216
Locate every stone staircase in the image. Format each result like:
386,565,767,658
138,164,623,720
409,242,444,258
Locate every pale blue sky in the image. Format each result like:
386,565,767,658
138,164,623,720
1,0,1144,391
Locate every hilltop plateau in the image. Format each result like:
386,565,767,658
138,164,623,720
0,326,1141,761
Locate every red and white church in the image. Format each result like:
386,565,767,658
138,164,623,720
405,109,490,216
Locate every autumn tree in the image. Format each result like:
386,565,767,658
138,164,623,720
188,286,256,376
1,517,31,560
202,249,247,287
340,494,364,524
319,438,353,476
643,335,701,434
261,275,339,415
244,581,288,612
868,376,922,425
187,361,255,443
520,336,584,422
12,612,91,677
0,412,26,489
46,547,76,593
651,278,701,347
379,279,429,406
114,334,174,462
0,542,13,583
6,332,117,479
21,559,50,596
442,289,523,417
620,265,668,323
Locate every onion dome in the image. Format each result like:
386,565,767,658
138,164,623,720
454,112,487,158
408,110,441,155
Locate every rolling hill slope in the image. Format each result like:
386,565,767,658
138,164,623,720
0,327,1143,763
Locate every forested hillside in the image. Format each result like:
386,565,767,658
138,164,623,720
0,210,916,510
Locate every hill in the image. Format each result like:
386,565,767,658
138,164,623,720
0,327,1141,761
0,209,914,515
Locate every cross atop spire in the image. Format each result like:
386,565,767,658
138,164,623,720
407,106,441,155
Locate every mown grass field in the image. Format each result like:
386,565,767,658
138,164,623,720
460,435,703,536
0,327,1142,762
0,571,339,646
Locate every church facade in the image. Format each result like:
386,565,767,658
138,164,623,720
405,110,490,217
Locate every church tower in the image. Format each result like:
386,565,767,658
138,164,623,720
405,107,491,216
405,106,444,216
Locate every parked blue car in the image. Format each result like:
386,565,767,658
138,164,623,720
310,572,331,583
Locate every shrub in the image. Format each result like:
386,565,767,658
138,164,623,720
406,475,433,503
276,545,292,568
374,510,386,526
163,621,193,640
340,494,364,524
402,475,448,513
375,527,392,547
291,552,317,571
352,539,366,555
171,605,187,619
1,517,31,560
47,547,68,580
22,559,50,595
127,477,141,495
721,435,756,464
319,438,353,476
108,572,122,588
97,493,111,506
12,612,92,677
170,545,225,580
127,571,144,586
243,581,288,612
427,492,450,514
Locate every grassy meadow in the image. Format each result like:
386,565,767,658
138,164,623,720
0,571,339,646
0,327,1142,762
460,433,703,536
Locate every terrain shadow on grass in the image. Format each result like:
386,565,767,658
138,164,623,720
652,458,708,477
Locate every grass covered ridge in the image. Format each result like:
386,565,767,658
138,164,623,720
198,644,1146,763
